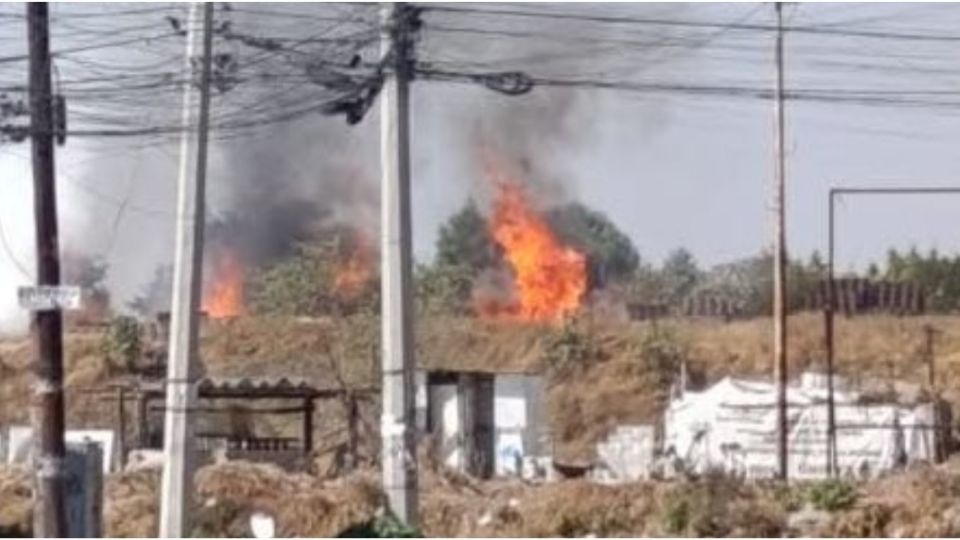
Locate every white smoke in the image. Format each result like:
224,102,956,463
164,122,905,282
0,148,99,336
0,152,35,336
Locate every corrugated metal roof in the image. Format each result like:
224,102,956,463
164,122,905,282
86,376,376,399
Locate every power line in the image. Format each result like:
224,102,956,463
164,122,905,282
425,5,960,43
0,31,183,64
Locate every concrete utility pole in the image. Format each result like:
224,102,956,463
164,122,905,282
159,3,214,537
772,1,789,481
26,3,67,535
825,192,837,477
379,2,419,527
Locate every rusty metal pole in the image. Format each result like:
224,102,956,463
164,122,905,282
26,3,68,535
772,1,789,481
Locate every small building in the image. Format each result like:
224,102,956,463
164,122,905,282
417,368,549,479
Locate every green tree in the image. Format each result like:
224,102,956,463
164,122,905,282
626,262,670,304
435,198,497,275
248,243,335,316
661,248,701,304
885,248,905,281
414,262,474,316
547,202,640,286
434,199,640,290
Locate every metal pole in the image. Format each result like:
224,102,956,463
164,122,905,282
26,3,67,535
772,1,789,481
159,3,213,537
380,2,418,526
826,191,837,477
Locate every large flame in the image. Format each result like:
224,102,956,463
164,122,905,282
332,231,374,299
203,250,246,319
486,170,587,322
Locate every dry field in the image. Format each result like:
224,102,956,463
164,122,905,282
2,313,960,536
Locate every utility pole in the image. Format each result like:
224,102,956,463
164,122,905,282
379,2,418,527
772,1,789,481
923,324,939,389
825,191,837,477
27,3,67,536
159,3,213,537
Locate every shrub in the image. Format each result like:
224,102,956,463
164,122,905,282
101,315,141,372
337,513,421,538
658,480,728,537
639,326,686,386
806,479,859,512
542,321,602,374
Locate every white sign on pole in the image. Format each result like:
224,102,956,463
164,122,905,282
17,285,82,311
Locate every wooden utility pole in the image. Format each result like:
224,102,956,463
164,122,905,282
923,324,939,389
772,1,789,481
379,2,418,527
27,3,67,535
159,3,214,537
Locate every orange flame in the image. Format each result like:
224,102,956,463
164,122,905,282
332,231,374,299
485,171,587,322
203,250,246,319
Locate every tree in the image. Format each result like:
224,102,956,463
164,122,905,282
435,199,497,275
661,248,701,304
435,199,640,287
547,202,640,286
62,251,110,320
414,262,474,316
247,239,379,317
129,264,173,316
248,243,335,316
626,262,670,304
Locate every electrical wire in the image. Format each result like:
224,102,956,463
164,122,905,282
425,5,960,43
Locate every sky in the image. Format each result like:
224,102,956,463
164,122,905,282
2,3,960,333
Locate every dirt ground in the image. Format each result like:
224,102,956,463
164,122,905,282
4,457,960,537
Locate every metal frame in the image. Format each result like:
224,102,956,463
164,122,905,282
825,186,960,477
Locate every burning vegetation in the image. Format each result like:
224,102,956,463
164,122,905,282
478,166,587,322
332,230,376,300
203,249,246,319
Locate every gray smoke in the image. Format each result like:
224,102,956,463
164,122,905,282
206,114,379,273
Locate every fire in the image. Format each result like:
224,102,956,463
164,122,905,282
332,231,374,298
204,250,246,318
485,169,587,322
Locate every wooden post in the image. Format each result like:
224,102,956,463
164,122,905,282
303,398,314,457
27,3,68,534
348,394,359,471
135,390,148,448
117,387,126,469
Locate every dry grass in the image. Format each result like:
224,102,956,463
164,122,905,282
194,461,382,537
106,461,382,537
5,313,960,468
0,465,31,536
105,468,161,537
5,313,960,535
